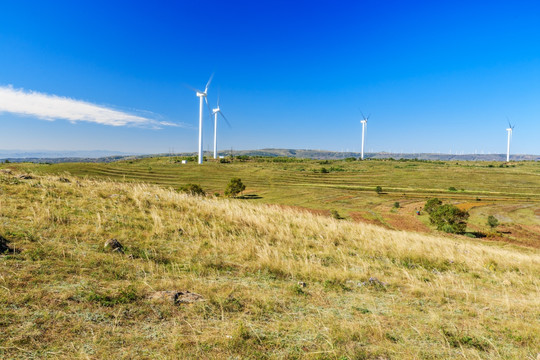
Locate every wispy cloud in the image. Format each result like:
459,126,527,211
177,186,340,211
0,85,186,129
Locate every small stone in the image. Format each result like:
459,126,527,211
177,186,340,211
18,174,33,180
297,281,307,288
0,169,12,174
0,235,15,254
58,177,70,183
149,290,204,305
104,238,124,253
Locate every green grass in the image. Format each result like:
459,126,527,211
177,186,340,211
0,171,539,359
4,157,540,243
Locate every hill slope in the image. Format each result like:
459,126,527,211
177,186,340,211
0,171,539,359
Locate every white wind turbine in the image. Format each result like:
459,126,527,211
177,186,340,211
506,120,515,162
188,74,214,164
360,112,370,160
212,92,231,159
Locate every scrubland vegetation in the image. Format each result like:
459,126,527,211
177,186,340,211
1,170,539,359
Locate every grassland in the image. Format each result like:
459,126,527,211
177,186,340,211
6,157,540,247
0,167,539,359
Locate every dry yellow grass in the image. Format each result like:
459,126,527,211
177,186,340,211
0,171,539,359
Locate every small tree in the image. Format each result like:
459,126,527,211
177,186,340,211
375,186,383,194
429,204,469,234
225,177,246,197
393,202,400,209
320,167,329,174
178,183,205,196
487,215,499,230
424,198,442,214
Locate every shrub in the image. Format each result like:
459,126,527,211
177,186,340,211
330,210,344,220
375,186,383,194
178,183,205,196
429,204,469,234
424,198,442,214
320,167,329,174
225,177,246,197
487,215,499,229
448,187,457,192
393,202,400,209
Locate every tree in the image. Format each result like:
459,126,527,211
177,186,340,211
375,186,383,194
225,177,246,197
393,202,400,209
429,204,469,234
487,215,499,230
178,183,205,196
424,198,442,214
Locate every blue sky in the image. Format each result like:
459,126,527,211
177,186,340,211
1,1,539,154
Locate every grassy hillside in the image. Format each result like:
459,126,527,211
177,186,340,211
6,157,540,248
1,171,539,359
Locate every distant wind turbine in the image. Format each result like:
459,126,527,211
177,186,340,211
188,74,214,164
506,119,515,162
360,112,370,160
212,92,231,159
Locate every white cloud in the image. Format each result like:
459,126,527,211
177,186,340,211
0,85,184,128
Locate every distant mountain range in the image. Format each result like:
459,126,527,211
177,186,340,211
1,148,539,163
0,150,135,159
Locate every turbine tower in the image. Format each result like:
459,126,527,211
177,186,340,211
360,112,370,160
212,93,231,159
189,74,214,164
506,120,515,162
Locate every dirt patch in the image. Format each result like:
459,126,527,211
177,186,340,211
456,202,490,211
349,211,391,228
384,212,431,233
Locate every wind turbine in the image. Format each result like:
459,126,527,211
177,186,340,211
506,120,515,162
360,112,370,160
212,92,231,159
188,74,214,164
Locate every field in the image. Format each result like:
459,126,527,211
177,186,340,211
1,158,539,359
7,157,540,247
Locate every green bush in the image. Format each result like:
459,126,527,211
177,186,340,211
178,183,206,196
330,210,344,220
320,167,329,173
393,202,400,209
375,186,383,194
487,215,499,229
225,177,246,197
429,204,469,234
424,198,442,214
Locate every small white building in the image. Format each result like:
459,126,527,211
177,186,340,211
181,160,188,164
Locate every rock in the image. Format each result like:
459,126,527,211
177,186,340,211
104,238,124,253
297,281,307,288
17,174,33,180
358,277,387,288
149,290,204,305
0,169,12,174
0,235,14,254
58,177,70,183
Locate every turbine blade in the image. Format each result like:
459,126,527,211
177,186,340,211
360,111,366,120
219,111,232,128
185,84,202,93
217,89,220,107
205,73,214,92
205,96,213,116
